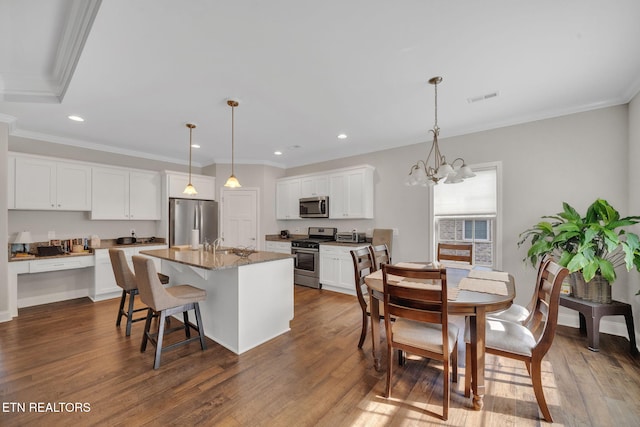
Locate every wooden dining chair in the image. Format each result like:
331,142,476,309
488,255,553,324
437,243,473,264
464,260,569,422
368,243,391,270
382,264,458,421
350,247,380,348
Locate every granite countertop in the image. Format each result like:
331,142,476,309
139,248,293,271
320,241,371,247
264,234,307,242
8,239,168,262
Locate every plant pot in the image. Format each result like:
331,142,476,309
587,274,612,304
570,271,611,303
569,271,587,299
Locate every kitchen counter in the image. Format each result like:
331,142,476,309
320,241,371,247
140,247,294,355
139,247,292,271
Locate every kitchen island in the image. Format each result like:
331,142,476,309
139,248,294,355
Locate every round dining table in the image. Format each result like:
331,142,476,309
364,263,515,410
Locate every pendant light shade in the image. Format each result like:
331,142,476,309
224,100,242,188
183,123,198,195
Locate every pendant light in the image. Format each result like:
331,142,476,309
224,99,241,188
183,123,198,195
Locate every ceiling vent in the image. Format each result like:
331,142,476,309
467,91,499,104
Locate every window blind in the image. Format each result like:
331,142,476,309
433,168,497,216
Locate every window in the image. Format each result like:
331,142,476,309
464,219,490,242
431,164,501,268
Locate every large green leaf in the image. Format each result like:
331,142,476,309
582,261,599,282
597,258,616,283
559,202,581,221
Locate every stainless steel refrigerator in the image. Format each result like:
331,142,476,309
169,198,219,247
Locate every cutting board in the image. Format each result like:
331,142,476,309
372,229,393,257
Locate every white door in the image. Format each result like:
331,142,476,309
221,188,259,249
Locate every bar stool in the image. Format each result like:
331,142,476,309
132,255,207,369
109,248,170,337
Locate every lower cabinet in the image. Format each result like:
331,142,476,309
319,244,369,295
92,245,166,301
264,240,292,254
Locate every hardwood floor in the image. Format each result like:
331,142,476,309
1,286,640,426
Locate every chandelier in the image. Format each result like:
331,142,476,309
405,76,475,186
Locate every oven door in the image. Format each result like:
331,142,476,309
292,248,319,277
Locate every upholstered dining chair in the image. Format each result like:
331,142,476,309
488,255,553,324
382,264,458,421
437,243,473,265
350,247,380,348
109,248,170,336
464,260,569,422
132,255,207,369
368,243,391,271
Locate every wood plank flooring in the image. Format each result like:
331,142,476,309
1,286,640,426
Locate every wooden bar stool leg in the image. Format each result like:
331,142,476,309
183,311,191,338
154,311,167,370
125,290,137,336
116,289,127,326
140,308,153,352
194,303,207,350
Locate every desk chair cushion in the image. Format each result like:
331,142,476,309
465,318,537,357
394,318,459,354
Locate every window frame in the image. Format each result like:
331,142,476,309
428,161,502,270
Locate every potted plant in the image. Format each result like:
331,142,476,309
517,199,640,303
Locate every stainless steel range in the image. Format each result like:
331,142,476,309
291,227,337,289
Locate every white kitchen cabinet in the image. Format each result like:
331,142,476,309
91,167,161,220
300,174,329,198
276,178,301,220
8,155,15,209
264,240,292,254
14,156,92,211
319,244,368,295
167,172,216,200
91,245,166,301
329,166,374,219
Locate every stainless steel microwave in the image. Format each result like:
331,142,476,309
299,196,329,218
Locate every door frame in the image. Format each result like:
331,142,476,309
220,187,261,250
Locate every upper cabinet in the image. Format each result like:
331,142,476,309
91,167,161,220
14,156,91,211
329,166,374,219
300,175,329,198
276,178,301,220
167,172,216,200
275,165,375,220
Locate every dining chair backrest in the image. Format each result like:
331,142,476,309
437,243,473,264
350,247,376,311
369,244,391,271
524,260,569,352
382,265,448,329
521,254,554,327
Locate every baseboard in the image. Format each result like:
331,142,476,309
18,289,89,309
0,310,13,323
88,291,121,302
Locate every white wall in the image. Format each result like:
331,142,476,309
0,123,9,321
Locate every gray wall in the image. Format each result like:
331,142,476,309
0,123,9,320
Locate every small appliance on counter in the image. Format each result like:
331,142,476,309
336,231,367,243
280,230,290,239
116,236,137,245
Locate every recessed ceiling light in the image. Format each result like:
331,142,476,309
274,151,283,156
191,144,200,148
68,115,84,122
337,133,347,139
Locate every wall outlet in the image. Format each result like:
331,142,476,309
130,228,136,236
